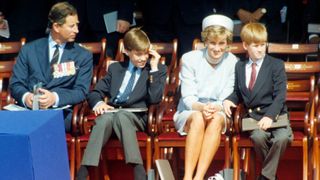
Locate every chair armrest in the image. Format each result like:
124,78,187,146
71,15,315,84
147,104,158,136
234,104,245,134
71,101,84,136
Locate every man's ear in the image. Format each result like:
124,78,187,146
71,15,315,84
52,22,60,33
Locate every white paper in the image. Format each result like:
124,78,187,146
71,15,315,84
104,107,148,113
0,20,10,38
103,11,136,34
3,104,71,111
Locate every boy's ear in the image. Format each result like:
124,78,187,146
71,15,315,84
123,49,129,56
242,42,248,50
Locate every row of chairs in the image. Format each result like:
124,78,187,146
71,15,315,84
1,37,320,179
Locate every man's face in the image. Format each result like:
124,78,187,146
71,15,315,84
55,15,79,43
126,49,149,68
205,34,228,60
243,42,267,61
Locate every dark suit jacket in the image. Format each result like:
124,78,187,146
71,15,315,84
87,60,167,120
78,0,134,32
10,37,93,107
229,0,286,42
0,0,56,41
227,55,287,121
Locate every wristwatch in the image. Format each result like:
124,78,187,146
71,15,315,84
261,8,267,14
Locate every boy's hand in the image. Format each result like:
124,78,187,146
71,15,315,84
148,46,160,71
223,100,236,118
93,102,114,116
258,116,273,130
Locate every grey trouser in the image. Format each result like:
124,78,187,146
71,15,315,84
81,110,146,166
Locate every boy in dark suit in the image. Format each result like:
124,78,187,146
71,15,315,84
77,28,167,180
9,2,93,132
223,22,292,180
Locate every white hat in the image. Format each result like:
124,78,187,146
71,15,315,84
202,14,233,32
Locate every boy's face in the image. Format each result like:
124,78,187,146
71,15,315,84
126,49,149,68
243,42,267,61
205,34,228,60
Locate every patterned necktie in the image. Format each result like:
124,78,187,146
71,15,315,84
248,63,257,91
116,67,138,103
51,44,60,66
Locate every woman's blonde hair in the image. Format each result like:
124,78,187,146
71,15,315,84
240,23,268,44
123,27,150,51
201,26,233,44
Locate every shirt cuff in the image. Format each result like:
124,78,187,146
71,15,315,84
52,92,59,108
22,92,31,107
93,101,104,111
150,69,158,73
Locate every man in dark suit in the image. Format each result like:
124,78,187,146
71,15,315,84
9,2,93,132
141,0,229,57
228,0,287,42
65,0,134,58
0,0,57,41
77,28,167,180
223,23,292,180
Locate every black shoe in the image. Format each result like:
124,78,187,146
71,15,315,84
76,165,88,180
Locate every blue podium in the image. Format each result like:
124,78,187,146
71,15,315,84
0,110,70,180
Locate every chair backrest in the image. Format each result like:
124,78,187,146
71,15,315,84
153,39,178,74
267,43,319,61
79,38,107,67
0,61,15,109
284,61,320,131
0,38,26,60
79,38,107,87
192,38,246,57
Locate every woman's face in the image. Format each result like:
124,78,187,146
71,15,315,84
205,34,228,60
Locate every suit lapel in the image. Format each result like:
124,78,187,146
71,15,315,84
60,43,75,64
36,39,51,82
239,60,250,97
249,56,270,102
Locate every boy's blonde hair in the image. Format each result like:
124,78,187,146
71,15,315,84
240,22,268,44
201,26,233,44
123,28,150,51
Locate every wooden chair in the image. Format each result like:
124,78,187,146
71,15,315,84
75,102,157,180
0,38,26,60
79,38,107,88
267,43,319,61
0,61,15,109
232,61,320,180
75,56,158,179
312,81,320,180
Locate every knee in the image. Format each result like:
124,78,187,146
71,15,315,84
189,112,205,131
94,114,113,128
207,114,224,133
112,110,130,127
273,134,290,147
250,130,267,143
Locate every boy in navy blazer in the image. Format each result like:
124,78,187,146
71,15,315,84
77,28,167,180
223,23,292,180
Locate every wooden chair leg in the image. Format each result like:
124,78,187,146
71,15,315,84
233,137,239,180
302,137,308,180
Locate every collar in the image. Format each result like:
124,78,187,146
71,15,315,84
48,34,66,49
248,57,264,67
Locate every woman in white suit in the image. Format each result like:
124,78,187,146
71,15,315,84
173,14,238,180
